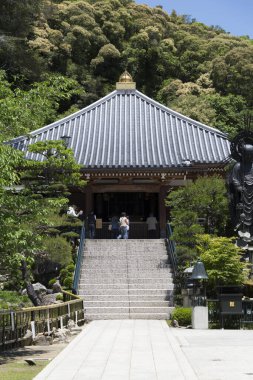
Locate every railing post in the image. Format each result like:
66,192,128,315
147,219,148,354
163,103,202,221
60,316,63,329
10,311,15,331
47,309,50,334
31,321,36,339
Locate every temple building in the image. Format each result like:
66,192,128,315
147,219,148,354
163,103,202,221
10,72,230,238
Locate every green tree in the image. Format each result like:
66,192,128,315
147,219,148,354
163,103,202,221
0,143,22,189
158,75,247,137
166,175,229,296
197,234,246,295
211,46,253,106
0,140,85,305
166,175,229,237
0,71,81,139
0,0,41,37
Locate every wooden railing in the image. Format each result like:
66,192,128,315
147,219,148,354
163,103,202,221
0,291,85,351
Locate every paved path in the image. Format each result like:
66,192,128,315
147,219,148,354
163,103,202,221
34,320,253,380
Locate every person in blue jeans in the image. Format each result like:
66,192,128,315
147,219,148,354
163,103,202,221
119,212,129,239
87,211,96,239
111,215,119,239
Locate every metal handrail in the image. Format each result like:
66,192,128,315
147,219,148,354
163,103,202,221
73,222,86,292
166,222,177,275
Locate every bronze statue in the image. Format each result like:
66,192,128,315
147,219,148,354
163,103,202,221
229,131,253,242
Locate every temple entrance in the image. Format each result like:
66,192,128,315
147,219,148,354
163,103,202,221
94,192,159,221
93,192,159,238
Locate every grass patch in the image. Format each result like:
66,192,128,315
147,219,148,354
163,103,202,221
0,361,48,380
0,291,33,310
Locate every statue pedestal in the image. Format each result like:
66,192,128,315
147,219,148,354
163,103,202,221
192,306,208,329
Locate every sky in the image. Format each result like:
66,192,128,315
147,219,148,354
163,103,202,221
135,0,253,39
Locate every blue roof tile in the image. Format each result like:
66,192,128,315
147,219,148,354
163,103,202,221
9,89,230,168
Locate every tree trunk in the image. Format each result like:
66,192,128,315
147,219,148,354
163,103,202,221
21,259,42,306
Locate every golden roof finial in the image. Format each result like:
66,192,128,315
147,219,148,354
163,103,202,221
116,70,136,90
119,70,133,83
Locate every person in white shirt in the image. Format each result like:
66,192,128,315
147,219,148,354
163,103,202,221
118,212,129,239
67,206,83,218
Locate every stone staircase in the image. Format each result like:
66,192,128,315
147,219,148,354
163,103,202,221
77,239,175,320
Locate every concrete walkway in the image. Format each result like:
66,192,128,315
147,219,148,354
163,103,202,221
34,320,253,380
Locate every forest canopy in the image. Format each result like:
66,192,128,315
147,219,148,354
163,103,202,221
0,0,252,139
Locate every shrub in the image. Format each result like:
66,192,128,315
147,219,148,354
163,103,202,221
59,268,68,280
0,291,32,310
63,276,73,289
61,231,80,239
59,263,75,290
48,278,57,288
56,293,63,301
43,236,72,266
66,263,75,272
171,307,192,326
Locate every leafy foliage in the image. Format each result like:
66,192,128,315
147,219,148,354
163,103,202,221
42,236,72,267
171,307,192,326
0,71,81,139
166,175,229,242
166,176,231,299
0,0,251,138
0,290,32,310
197,234,246,294
0,0,252,301
59,263,75,290
0,141,84,301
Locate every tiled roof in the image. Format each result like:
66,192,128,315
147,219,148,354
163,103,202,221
10,89,230,169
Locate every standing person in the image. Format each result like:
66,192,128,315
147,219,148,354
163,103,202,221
87,211,96,239
119,212,129,239
111,215,119,239
146,213,158,238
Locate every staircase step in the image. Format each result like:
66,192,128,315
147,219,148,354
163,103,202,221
79,277,173,289
84,306,173,314
79,283,174,290
79,278,173,283
78,289,174,296
83,300,172,307
81,259,171,264
80,274,173,280
83,295,172,301
85,313,173,320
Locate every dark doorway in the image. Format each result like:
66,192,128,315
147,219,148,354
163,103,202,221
94,192,159,221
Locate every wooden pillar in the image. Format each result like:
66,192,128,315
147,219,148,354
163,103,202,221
159,185,169,238
84,186,93,215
